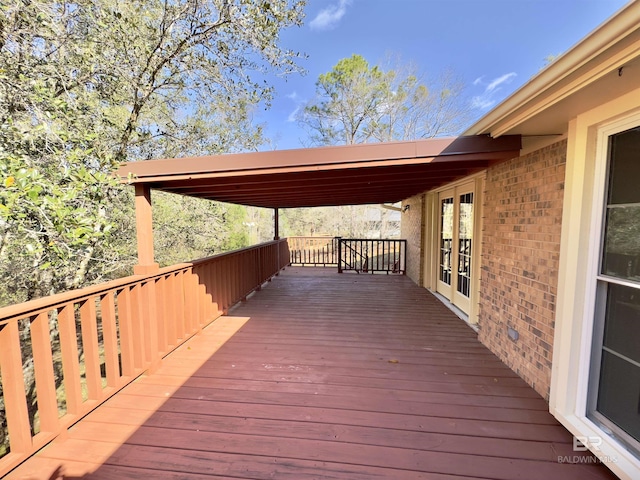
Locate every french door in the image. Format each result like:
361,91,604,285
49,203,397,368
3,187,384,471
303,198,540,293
436,182,475,315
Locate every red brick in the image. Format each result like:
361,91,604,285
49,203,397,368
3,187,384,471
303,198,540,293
479,139,566,400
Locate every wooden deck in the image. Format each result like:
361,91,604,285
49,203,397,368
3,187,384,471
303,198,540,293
7,268,617,479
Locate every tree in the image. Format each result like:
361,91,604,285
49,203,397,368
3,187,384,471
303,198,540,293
298,54,471,146
281,204,399,239
152,193,252,267
0,0,306,305
290,54,465,238
0,0,306,458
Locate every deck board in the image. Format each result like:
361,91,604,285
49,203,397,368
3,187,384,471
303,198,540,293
7,268,618,479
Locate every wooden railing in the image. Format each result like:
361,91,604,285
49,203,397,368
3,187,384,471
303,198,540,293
0,239,289,477
338,238,407,274
288,236,338,266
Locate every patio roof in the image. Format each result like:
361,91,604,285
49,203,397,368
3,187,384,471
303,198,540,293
117,135,521,208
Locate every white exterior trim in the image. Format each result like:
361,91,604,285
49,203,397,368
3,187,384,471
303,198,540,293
551,87,640,480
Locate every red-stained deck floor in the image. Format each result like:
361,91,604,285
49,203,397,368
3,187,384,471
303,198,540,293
7,268,618,479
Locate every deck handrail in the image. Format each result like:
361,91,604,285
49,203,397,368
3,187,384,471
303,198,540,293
338,238,406,274
288,236,338,266
0,238,290,477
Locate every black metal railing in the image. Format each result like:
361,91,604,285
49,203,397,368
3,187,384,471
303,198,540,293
338,238,406,275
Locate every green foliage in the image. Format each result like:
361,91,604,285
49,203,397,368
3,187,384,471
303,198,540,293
152,193,251,266
299,54,471,146
0,0,306,305
281,204,399,239
291,54,464,237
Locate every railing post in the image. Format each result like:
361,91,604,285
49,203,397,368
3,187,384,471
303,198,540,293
337,237,343,273
402,239,407,275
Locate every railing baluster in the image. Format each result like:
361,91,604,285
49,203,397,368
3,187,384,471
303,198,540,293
175,270,186,341
205,264,215,320
79,299,101,400
30,312,59,434
155,277,167,354
198,280,207,327
58,304,83,413
0,320,32,453
129,284,145,370
164,273,176,348
116,289,135,378
183,270,194,335
100,292,120,387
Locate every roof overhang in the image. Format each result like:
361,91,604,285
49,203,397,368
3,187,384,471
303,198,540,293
465,1,640,138
117,135,521,208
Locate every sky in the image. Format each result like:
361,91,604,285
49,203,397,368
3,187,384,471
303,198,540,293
254,0,630,150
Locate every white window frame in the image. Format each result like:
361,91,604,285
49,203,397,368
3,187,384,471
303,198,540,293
550,88,640,480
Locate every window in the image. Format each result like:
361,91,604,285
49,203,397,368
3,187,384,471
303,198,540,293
589,126,640,456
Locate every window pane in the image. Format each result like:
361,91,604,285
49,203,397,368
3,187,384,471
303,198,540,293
597,350,640,443
607,126,640,205
602,283,640,364
601,205,640,281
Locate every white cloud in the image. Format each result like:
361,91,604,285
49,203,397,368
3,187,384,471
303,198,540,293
309,0,352,31
471,72,517,110
287,105,300,122
286,91,304,122
486,72,517,93
471,97,497,110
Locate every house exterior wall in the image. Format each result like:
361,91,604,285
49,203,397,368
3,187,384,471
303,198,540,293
479,139,567,399
401,195,424,286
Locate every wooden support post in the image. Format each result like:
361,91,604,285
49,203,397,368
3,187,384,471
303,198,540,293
274,207,280,241
274,208,280,273
134,184,159,275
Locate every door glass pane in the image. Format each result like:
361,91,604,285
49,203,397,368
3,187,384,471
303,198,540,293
457,193,473,297
439,198,453,285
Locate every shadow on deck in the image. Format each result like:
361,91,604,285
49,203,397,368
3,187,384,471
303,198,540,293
8,268,617,479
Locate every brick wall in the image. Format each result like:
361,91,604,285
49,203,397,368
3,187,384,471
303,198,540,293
479,139,567,400
401,195,424,285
